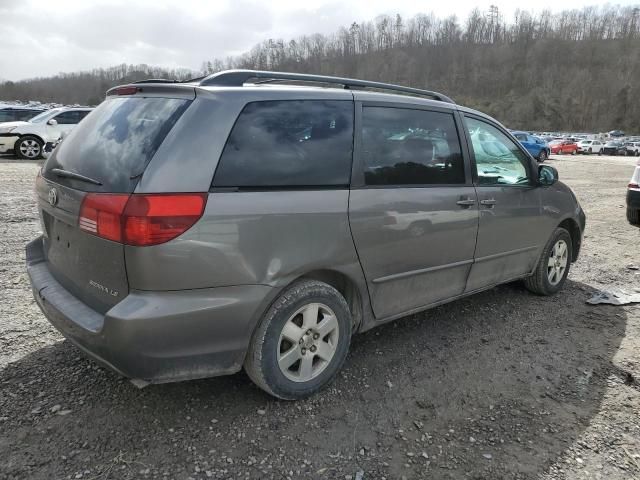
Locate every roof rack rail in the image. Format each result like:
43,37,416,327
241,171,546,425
198,70,455,104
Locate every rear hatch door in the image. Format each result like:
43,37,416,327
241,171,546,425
38,90,193,313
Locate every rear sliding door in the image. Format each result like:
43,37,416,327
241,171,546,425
348,102,478,319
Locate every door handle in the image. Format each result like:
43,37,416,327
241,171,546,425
480,199,497,207
456,198,476,207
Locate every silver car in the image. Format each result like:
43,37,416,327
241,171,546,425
26,70,586,399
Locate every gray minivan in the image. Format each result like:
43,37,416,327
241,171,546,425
26,70,585,399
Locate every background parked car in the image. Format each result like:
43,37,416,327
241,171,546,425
625,142,640,156
550,139,578,155
602,141,626,156
0,106,92,159
512,131,550,162
577,139,604,155
0,106,46,123
627,158,640,226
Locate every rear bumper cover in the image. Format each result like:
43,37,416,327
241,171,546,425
26,236,273,383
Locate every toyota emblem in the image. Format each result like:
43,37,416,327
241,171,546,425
48,188,58,206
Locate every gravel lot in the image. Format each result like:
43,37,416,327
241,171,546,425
1,154,639,480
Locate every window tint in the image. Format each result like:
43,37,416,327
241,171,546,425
514,133,528,141
361,107,465,186
464,117,530,186
214,100,353,188
43,97,191,193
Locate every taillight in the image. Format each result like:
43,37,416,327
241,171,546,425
79,194,129,242
79,193,207,246
112,86,139,96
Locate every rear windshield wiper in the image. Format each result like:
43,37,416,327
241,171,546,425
51,168,103,186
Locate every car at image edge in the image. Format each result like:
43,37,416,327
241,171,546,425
0,106,93,159
628,158,640,226
26,70,586,400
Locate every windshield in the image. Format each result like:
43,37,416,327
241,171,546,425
43,96,191,192
29,108,64,123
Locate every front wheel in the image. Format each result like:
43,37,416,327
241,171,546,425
524,228,572,295
244,280,352,400
538,150,547,163
15,135,43,160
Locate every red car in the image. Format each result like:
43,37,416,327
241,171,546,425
550,140,578,155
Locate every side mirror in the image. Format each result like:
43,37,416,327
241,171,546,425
538,165,558,186
47,119,58,126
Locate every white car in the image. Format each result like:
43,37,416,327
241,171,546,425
625,142,640,156
576,139,604,155
0,107,92,159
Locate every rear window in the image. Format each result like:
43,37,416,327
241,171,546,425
43,97,191,192
213,100,353,188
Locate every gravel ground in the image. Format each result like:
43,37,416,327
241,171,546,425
1,155,639,480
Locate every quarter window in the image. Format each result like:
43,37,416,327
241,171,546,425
214,100,354,188
361,107,465,186
464,117,530,186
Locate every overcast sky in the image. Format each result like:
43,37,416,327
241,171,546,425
0,0,637,81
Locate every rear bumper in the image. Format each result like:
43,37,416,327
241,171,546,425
26,236,274,383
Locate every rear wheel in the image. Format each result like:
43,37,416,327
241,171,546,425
15,135,43,160
524,228,572,295
244,280,352,400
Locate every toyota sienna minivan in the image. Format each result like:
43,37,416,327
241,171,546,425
26,70,585,399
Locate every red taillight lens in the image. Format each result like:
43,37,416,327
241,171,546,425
79,193,207,246
79,194,129,242
113,86,139,96
123,194,207,246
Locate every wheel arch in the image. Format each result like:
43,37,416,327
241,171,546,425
296,269,364,333
558,218,581,262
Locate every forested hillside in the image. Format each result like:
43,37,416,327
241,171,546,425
1,5,638,131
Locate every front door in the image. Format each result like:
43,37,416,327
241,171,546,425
349,103,478,319
462,115,546,292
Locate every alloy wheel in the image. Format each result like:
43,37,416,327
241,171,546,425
547,239,568,286
277,303,339,382
19,139,41,159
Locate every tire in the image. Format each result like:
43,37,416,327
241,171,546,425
14,135,43,160
538,150,547,163
628,208,640,226
524,227,572,296
244,280,352,400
